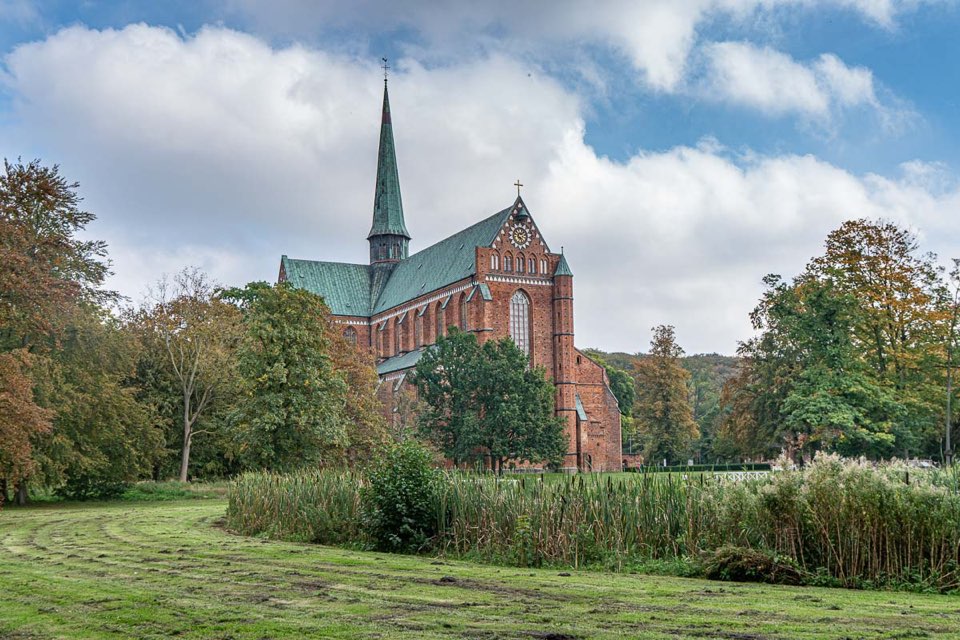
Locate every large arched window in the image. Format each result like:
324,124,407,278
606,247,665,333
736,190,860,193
459,293,469,330
343,326,357,346
435,302,445,339
491,252,500,270
509,290,531,357
415,310,423,348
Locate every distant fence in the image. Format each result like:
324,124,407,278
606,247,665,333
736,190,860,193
625,462,772,474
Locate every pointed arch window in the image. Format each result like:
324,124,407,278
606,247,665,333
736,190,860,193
435,302,445,339
415,311,423,348
509,290,531,357
459,294,469,330
394,318,402,354
491,252,499,270
529,257,536,274
516,253,525,274
504,254,513,272
343,326,357,346
540,259,547,274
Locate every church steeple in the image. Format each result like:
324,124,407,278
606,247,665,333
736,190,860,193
368,67,410,266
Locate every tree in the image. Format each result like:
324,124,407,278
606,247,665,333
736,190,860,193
944,260,960,465
413,329,565,472
633,325,698,465
0,159,111,352
325,314,389,465
134,268,242,481
226,282,348,471
411,328,483,466
720,220,951,462
0,350,52,505
32,305,164,498
473,338,566,473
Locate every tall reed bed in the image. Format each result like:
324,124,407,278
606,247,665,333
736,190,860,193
226,469,365,544
226,456,960,590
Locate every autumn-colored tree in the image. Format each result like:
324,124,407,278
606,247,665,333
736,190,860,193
325,317,389,465
633,325,699,465
0,350,53,505
134,268,242,481
720,220,952,462
0,159,114,502
0,159,111,352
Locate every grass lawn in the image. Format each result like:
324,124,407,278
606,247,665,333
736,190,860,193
2,499,959,639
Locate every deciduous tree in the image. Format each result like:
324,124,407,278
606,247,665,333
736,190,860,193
633,325,699,465
0,350,52,505
135,268,242,481
226,282,348,471
413,330,565,472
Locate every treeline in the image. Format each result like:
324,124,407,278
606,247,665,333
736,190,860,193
590,219,959,465
0,160,387,503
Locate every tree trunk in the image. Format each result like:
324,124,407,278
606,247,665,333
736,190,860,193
15,481,27,506
179,396,192,482
1,478,9,505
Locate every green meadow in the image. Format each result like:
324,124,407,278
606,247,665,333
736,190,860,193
3,498,960,639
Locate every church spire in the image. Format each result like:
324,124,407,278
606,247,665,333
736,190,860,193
368,62,410,265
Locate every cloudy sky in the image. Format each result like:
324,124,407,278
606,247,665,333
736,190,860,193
2,1,959,355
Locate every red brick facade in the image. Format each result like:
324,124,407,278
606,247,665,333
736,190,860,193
341,207,622,472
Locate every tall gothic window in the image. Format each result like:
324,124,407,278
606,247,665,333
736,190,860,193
436,302,445,339
459,294,469,330
415,311,423,348
394,318,402,354
529,257,536,274
343,326,357,346
540,259,547,274
504,254,513,272
491,253,499,270
509,290,531,357
516,253,525,274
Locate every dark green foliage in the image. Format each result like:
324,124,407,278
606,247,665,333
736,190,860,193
703,546,804,585
361,440,444,552
226,282,348,471
34,306,164,499
414,329,565,471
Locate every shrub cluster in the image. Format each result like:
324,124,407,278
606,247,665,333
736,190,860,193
227,453,960,591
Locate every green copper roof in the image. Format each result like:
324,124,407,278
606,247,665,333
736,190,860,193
281,256,372,316
555,253,573,277
371,205,513,314
368,83,410,240
377,348,425,375
282,200,516,318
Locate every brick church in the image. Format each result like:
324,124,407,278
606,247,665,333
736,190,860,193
279,78,622,472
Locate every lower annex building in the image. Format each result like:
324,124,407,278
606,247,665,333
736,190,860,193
279,77,622,472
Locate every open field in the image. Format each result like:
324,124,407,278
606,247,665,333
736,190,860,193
2,500,960,639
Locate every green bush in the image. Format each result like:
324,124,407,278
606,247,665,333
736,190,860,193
362,440,445,552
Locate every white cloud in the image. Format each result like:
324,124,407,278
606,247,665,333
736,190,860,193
224,0,923,92
3,24,957,353
700,41,888,125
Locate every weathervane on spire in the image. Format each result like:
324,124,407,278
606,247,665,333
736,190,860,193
381,57,389,83
514,179,524,197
